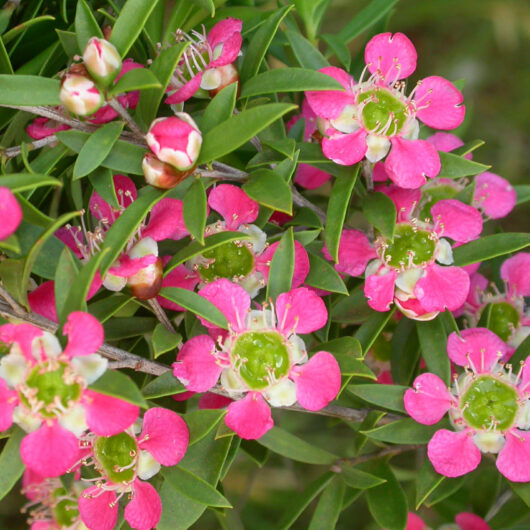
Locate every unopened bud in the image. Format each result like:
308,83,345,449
59,74,104,116
127,237,164,300
145,113,202,172
82,37,122,86
142,152,193,189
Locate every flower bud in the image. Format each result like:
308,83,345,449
82,37,122,86
126,237,164,300
201,64,240,98
142,152,193,189
59,74,104,116
145,113,202,172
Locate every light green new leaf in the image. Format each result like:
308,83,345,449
0,75,61,106
110,68,162,96
88,370,148,407
75,0,103,51
265,227,295,301
0,427,25,502
183,178,207,244
0,173,61,192
437,151,490,179
362,191,396,240
243,168,292,214
305,252,348,295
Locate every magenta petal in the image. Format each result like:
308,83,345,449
55,226,84,258
0,323,43,360
158,265,200,311
256,241,309,289
20,422,79,477
385,138,441,189
473,172,516,219
322,129,367,166
0,379,16,432
109,254,158,277
84,390,139,436
139,407,189,466
447,328,509,371
364,268,397,311
426,132,465,153
454,512,491,530
276,288,327,335
198,393,232,409
78,486,118,530
173,335,220,392
124,479,162,530
165,74,202,104
431,199,483,243
293,352,341,411
143,198,187,241
89,174,136,222
208,17,242,49
500,252,530,298
496,430,530,482
376,184,421,222
406,512,427,530
365,32,417,81
0,187,22,240
414,264,469,313
324,229,376,277
416,76,465,130
208,32,242,68
28,281,58,323
404,373,452,425
427,429,481,477
63,311,104,358
208,184,259,230
26,117,70,140
294,163,331,189
225,392,273,440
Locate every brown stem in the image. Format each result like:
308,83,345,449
107,98,145,140
1,135,59,158
147,298,177,334
0,286,26,316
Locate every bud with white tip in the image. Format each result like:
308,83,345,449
59,74,104,116
142,152,193,189
82,37,122,86
127,237,164,300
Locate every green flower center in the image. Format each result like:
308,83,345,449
94,432,138,484
419,184,460,220
487,302,520,342
21,362,81,418
382,224,435,269
461,375,519,431
232,331,290,390
52,487,79,527
358,89,408,135
198,242,254,282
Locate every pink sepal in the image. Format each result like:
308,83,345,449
404,373,452,425
28,281,58,323
0,379,16,432
83,390,139,436
124,479,162,530
322,129,367,166
143,198,188,241
63,311,104,358
474,172,516,219
500,252,530,297
89,174,136,223
294,164,331,189
208,184,259,230
225,392,273,440
276,288,327,335
496,430,530,482
454,512,491,530
323,229,376,277
365,32,417,81
78,486,118,530
364,268,397,311
0,187,22,240
432,199,483,243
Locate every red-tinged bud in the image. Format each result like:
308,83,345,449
128,258,164,300
82,37,122,86
142,152,193,189
145,113,202,172
59,74,104,116
201,64,240,98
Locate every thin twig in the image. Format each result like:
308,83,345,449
362,159,374,191
107,98,145,139
1,135,59,158
0,286,26,316
291,187,327,223
335,444,423,467
147,298,177,334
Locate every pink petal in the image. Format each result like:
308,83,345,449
89,103,119,124
28,281,58,323
0,187,22,240
364,268,397,311
143,198,187,241
275,287,327,335
63,311,104,358
208,184,259,230
365,32,417,81
427,429,481,477
208,17,242,50
109,254,158,277
172,390,195,402
139,407,189,466
404,373,452,425
426,132,464,153
500,252,530,297
406,512,427,530
55,226,84,258
376,184,420,222
0,379,16,432
208,31,242,69
20,422,80,477
89,174,137,222
322,129,367,166
294,163,332,189
414,264,470,313
454,512,490,530
198,279,250,331
78,486,118,530
323,229,376,277
464,272,488,311
26,117,70,140
496,430,530,482
431,199,483,243
446,328,508,370
473,172,516,219
165,73,202,104
225,392,273,440
87,272,103,300
173,335,220,392
292,352,341,411
385,138,441,189
305,66,355,119
124,479,162,530
287,99,318,141
83,390,139,436
158,264,200,311
373,162,389,182
415,76,465,130
198,392,233,409
0,323,43,360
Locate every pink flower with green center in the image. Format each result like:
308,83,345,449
172,279,341,439
305,33,465,189
0,186,22,241
0,312,139,477
404,327,530,481
77,407,189,530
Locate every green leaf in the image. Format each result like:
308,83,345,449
183,178,207,245
391,318,420,386
424,475,466,507
240,5,293,82
315,337,362,358
73,121,124,180
453,233,530,266
162,466,231,508
510,335,530,367
56,29,80,58
0,173,61,192
322,33,351,69
54,248,80,324
110,68,162,96
151,323,182,359
308,477,345,530
258,427,337,465
265,227,295,301
363,418,444,444
88,167,119,208
243,168,292,214
88,370,148,407
109,0,159,57
332,285,373,324
515,184,530,205
188,0,215,16
75,0,103,51
2,15,55,45
142,371,186,399
159,287,228,329
437,151,490,179
415,459,445,509
0,427,25,502
416,317,450,384
510,482,530,508
200,83,238,134
241,68,344,98
285,29,329,69
354,308,395,355
325,165,359,261
0,75,60,106
186,409,226,446
305,252,348,295
348,383,407,413
0,234,20,254
198,103,297,164
340,467,387,489
362,191,396,240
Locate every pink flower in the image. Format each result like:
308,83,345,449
78,407,189,530
405,511,490,530
0,186,22,240
59,74,104,116
305,33,465,188
404,327,530,481
172,279,341,439
0,312,139,477
165,18,242,104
